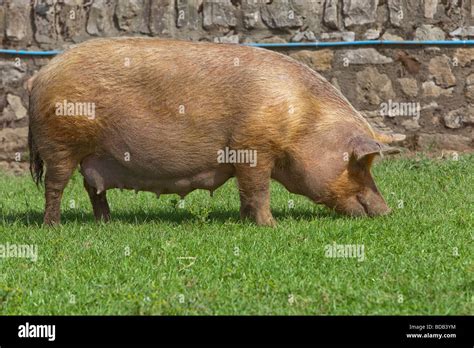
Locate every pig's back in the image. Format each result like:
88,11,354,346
34,37,307,114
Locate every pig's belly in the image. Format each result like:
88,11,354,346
80,155,234,197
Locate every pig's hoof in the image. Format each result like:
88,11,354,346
256,214,277,227
94,213,111,223
240,212,277,227
43,219,60,226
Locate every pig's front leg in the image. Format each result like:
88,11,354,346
236,164,276,227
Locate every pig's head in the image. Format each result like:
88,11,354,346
273,128,404,217
321,135,400,217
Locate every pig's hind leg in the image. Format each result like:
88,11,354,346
83,179,110,222
43,159,78,225
235,163,276,227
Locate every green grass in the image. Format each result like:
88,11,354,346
0,154,473,315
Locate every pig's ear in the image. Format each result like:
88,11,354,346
373,130,406,144
350,135,400,161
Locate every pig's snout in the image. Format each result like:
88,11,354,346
333,192,391,217
355,193,391,217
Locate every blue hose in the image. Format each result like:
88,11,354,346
2,40,474,56
246,39,474,48
0,48,62,56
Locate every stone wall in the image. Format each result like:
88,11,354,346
1,0,474,173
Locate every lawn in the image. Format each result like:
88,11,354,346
0,154,472,315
